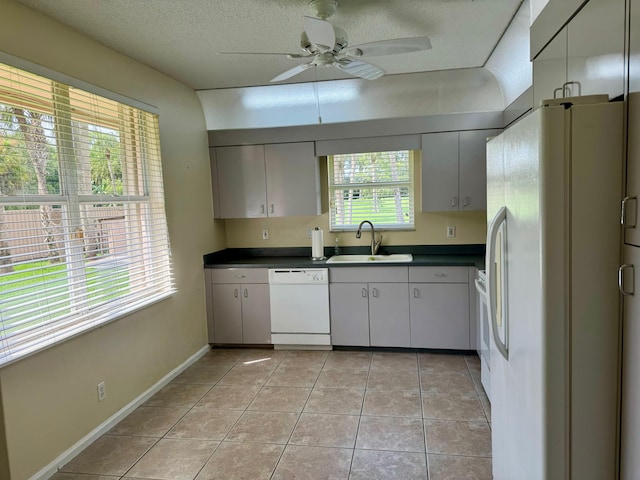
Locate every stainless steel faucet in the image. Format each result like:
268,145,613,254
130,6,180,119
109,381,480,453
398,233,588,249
356,220,382,255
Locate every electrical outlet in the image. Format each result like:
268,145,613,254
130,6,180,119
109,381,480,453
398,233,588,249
306,227,313,239
447,226,456,238
97,382,106,402
262,229,269,240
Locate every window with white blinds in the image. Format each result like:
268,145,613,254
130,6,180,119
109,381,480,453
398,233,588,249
328,150,415,231
0,63,174,365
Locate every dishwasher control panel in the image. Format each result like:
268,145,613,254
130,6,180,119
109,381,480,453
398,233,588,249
268,268,328,285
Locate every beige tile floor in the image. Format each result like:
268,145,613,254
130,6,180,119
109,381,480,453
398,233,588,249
52,348,492,480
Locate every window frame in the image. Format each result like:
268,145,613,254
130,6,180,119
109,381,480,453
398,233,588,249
0,62,174,366
327,150,416,232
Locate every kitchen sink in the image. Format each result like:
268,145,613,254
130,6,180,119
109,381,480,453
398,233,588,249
326,254,413,264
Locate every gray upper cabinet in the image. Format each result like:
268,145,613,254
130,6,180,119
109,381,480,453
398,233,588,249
566,0,625,100
421,132,459,212
421,130,498,212
533,28,567,109
265,142,321,217
631,0,640,94
211,142,320,219
213,145,267,218
533,0,625,107
625,94,640,246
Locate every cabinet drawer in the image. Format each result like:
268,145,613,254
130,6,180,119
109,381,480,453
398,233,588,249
330,267,408,283
409,266,468,283
210,268,268,284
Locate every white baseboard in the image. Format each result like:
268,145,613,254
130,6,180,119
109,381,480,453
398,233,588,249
30,344,211,480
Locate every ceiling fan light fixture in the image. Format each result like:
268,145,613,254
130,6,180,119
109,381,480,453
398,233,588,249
308,0,338,20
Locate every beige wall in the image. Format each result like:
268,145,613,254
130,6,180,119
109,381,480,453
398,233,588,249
0,1,225,478
225,154,487,248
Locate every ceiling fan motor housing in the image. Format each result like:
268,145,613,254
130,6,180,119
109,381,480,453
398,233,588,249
300,27,347,54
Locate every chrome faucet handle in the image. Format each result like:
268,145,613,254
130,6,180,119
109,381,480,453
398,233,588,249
373,235,382,255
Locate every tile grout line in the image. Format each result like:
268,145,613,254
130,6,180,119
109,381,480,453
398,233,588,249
346,352,373,478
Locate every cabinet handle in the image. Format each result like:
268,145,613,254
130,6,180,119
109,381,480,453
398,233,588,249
622,196,637,228
260,204,265,214
619,264,635,296
563,80,581,97
451,197,458,208
270,204,275,214
362,288,368,298
371,288,378,298
413,288,419,298
233,288,239,298
434,273,447,278
463,196,470,207
234,274,246,278
243,288,248,298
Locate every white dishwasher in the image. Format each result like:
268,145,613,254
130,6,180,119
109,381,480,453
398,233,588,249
269,268,331,348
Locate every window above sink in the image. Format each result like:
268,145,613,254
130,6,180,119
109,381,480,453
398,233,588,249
328,150,415,231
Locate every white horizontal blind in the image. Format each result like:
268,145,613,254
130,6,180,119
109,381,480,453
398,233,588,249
328,150,414,231
0,63,174,365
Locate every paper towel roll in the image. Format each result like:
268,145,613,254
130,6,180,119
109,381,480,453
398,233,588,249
311,228,324,259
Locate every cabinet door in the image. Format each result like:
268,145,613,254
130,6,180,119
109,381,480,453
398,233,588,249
211,284,243,343
533,28,567,109
459,130,500,211
631,0,640,93
625,94,640,246
369,283,410,348
241,283,271,344
421,132,459,212
215,145,267,218
409,283,470,349
621,245,640,480
329,283,370,346
265,142,321,217
567,0,625,99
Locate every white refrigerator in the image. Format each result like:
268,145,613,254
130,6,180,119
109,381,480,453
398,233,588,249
486,95,623,480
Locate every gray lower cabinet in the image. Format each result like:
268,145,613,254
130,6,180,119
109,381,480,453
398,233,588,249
329,283,370,346
329,267,410,348
206,268,271,344
369,282,411,348
409,266,470,349
211,283,243,343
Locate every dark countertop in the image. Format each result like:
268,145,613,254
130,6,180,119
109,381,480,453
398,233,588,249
204,245,486,270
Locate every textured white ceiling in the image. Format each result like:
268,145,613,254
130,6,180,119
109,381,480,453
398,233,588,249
16,0,523,90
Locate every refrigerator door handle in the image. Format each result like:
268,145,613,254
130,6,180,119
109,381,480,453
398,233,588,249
619,264,635,296
486,206,509,361
621,196,637,228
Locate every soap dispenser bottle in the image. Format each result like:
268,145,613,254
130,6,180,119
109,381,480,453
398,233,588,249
334,237,341,256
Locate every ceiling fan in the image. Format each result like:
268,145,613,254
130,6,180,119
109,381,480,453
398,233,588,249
219,0,432,83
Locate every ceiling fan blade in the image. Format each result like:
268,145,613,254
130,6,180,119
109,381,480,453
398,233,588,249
303,16,336,51
218,52,307,59
270,63,312,82
335,58,385,80
346,36,432,57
